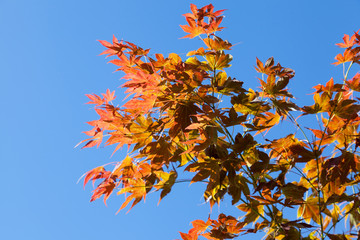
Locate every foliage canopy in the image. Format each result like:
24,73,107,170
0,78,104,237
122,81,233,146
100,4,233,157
80,3,360,240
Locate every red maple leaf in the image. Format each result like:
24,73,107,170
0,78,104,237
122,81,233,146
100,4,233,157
90,179,116,205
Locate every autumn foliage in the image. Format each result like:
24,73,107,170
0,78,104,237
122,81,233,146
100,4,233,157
79,3,360,239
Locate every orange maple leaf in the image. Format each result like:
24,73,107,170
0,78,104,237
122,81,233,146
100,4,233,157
180,17,207,39
85,93,103,106
83,166,110,188
346,73,360,91
333,48,360,65
336,31,359,48
180,4,225,39
179,231,198,240
102,89,116,103
79,128,103,149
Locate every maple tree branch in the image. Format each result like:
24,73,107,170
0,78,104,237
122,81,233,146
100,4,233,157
311,59,356,239
286,111,326,239
215,116,278,225
345,61,354,81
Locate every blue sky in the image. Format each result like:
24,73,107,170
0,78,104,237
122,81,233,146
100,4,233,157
1,0,360,239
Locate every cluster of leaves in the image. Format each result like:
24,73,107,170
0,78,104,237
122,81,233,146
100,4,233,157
80,3,360,240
